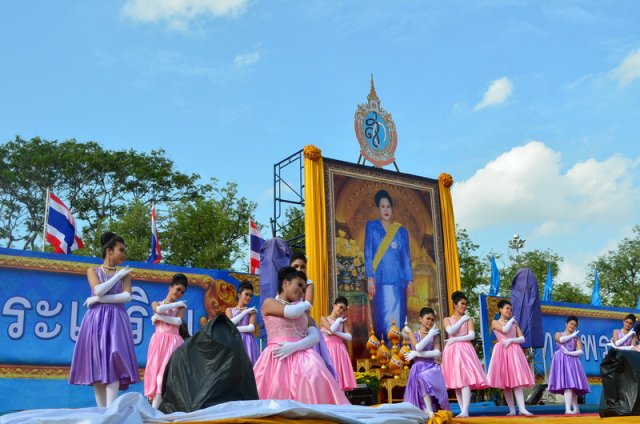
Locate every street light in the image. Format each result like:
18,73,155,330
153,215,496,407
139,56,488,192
508,234,526,257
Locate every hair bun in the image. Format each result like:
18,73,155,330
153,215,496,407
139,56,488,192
451,290,465,302
100,231,117,247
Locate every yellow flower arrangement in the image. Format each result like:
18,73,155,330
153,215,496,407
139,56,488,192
303,144,322,161
438,172,454,188
354,371,380,394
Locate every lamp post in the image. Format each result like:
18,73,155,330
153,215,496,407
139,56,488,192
508,234,526,258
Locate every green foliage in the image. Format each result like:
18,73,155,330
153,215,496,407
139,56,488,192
589,225,640,308
0,136,202,250
279,207,305,253
551,281,590,304
499,249,564,299
162,180,257,270
456,226,489,316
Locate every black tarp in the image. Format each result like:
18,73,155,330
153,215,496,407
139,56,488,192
159,314,259,413
599,348,640,417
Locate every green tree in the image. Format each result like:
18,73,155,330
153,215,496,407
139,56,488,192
499,249,564,299
552,281,590,304
279,207,305,253
0,136,202,250
589,225,640,308
456,226,490,316
162,180,257,270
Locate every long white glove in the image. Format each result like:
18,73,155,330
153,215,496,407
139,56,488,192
615,330,636,346
446,330,475,344
502,335,525,347
405,349,441,361
561,347,583,357
84,292,132,308
333,330,352,341
273,326,320,360
416,326,439,351
283,301,311,319
157,301,187,313
559,330,579,343
501,317,516,333
94,267,132,296
607,343,635,351
445,314,470,335
152,314,181,326
237,324,255,333
330,317,346,333
230,307,257,324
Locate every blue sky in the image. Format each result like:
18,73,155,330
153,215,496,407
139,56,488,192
1,1,639,290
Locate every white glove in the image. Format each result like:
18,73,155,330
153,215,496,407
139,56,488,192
416,326,439,351
152,314,181,326
230,306,257,324
94,267,132,296
84,292,132,308
559,330,579,343
561,347,584,357
333,330,352,341
404,349,441,361
502,336,525,347
237,324,255,333
607,343,635,351
283,301,311,319
330,317,346,333
446,330,475,344
501,317,516,333
445,314,471,335
157,301,187,313
615,329,636,347
273,326,320,360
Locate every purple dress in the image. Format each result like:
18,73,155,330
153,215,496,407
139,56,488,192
616,329,634,346
548,335,590,395
232,307,261,365
403,332,450,411
69,267,140,390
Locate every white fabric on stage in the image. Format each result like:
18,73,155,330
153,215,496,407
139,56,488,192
0,392,427,424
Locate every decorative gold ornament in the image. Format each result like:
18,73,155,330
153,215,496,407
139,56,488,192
366,327,380,359
438,173,454,188
303,145,322,161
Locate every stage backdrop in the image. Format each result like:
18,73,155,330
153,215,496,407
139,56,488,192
324,158,447,359
0,247,259,414
479,294,637,404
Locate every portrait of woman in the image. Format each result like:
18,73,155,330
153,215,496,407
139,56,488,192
364,189,414,340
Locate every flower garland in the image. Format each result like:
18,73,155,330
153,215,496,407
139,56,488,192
303,144,322,161
438,172,453,188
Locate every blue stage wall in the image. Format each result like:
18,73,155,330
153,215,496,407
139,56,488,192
479,294,637,404
0,247,259,413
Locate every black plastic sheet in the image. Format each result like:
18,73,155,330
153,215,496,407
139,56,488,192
159,314,259,413
599,348,640,417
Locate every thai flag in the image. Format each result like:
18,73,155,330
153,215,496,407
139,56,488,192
146,204,162,264
45,191,84,254
249,220,265,274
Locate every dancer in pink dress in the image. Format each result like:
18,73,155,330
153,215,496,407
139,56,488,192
320,296,357,391
487,300,534,416
226,281,260,365
253,267,349,404
441,291,488,417
144,273,188,408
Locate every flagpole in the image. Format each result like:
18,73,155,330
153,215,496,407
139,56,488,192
42,187,50,252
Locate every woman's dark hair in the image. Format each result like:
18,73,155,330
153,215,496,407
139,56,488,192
334,296,348,307
451,291,468,305
277,266,307,294
100,231,125,259
625,313,636,322
497,299,512,309
171,273,188,288
420,307,436,318
567,315,579,325
374,189,393,207
238,281,254,294
290,252,307,265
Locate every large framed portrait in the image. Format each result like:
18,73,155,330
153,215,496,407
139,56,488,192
324,158,447,360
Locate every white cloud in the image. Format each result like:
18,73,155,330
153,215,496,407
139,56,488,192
122,0,247,30
234,50,261,67
474,77,513,110
610,48,640,87
452,141,640,230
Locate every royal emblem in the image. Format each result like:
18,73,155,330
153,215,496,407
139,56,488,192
354,75,398,168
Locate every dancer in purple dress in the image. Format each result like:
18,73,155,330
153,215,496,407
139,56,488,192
69,232,139,407
226,281,260,365
548,315,590,414
403,307,450,419
611,313,637,347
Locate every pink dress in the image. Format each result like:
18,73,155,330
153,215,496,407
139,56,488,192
321,318,357,391
253,313,349,404
144,301,184,398
486,323,535,388
441,316,488,389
